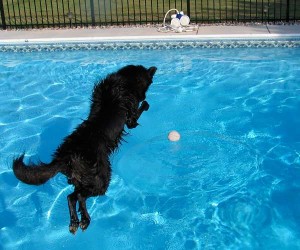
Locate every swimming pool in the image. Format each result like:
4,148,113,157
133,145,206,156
0,39,300,249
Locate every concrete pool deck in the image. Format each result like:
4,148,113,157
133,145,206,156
0,24,300,43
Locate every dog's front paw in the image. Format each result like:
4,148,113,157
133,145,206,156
80,218,90,231
141,101,149,111
69,219,79,234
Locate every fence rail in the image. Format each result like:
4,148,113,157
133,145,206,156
0,0,299,30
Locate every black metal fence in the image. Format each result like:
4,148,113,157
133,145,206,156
0,0,299,29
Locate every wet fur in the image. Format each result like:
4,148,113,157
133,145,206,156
13,65,157,234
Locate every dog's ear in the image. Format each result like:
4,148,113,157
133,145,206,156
148,67,157,78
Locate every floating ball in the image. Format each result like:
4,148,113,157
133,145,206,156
168,130,181,142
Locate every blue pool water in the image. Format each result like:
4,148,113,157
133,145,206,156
0,45,300,249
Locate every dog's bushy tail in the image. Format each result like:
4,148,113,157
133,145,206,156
13,154,61,185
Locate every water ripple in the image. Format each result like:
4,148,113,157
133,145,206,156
116,130,260,197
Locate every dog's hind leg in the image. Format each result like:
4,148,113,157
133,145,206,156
67,192,79,234
77,193,91,231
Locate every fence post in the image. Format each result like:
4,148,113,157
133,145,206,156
0,0,6,30
187,0,191,18
286,0,290,22
90,0,95,26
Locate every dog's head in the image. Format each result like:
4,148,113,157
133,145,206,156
117,65,157,101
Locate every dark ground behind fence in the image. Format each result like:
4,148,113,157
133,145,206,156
0,0,299,29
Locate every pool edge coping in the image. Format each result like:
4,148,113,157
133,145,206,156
1,33,300,45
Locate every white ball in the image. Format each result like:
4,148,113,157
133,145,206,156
168,130,181,142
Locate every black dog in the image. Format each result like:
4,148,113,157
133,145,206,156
13,65,157,234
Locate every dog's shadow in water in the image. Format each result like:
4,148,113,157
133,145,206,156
15,118,72,220
3,118,71,228
34,117,71,164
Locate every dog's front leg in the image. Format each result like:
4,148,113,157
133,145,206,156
77,193,91,231
137,101,150,116
126,101,150,129
67,192,79,234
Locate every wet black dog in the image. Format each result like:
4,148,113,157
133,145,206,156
13,65,157,234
